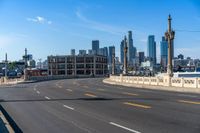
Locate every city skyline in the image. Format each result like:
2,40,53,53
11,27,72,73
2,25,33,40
0,0,200,61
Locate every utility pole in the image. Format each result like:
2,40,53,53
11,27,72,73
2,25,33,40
165,15,175,77
123,36,128,75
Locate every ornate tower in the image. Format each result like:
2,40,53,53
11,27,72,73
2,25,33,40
165,15,175,77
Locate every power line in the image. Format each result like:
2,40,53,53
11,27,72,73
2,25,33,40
175,29,200,32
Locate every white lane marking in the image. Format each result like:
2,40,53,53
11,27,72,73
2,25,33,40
109,122,141,133
45,96,50,100
63,104,74,110
178,94,197,98
36,91,40,94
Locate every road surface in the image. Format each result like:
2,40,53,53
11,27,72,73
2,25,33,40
0,78,200,133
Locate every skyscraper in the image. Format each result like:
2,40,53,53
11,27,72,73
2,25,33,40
127,31,133,64
160,36,168,68
147,35,156,65
108,46,115,65
120,40,124,64
92,40,99,55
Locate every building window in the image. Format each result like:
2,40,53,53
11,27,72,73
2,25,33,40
76,57,84,63
58,64,65,69
76,64,84,69
77,70,84,75
58,70,65,75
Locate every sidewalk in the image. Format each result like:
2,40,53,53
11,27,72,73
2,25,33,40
103,78,200,94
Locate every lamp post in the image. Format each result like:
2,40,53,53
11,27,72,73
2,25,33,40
165,15,175,77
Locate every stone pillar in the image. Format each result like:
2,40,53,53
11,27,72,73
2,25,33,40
164,15,175,86
165,15,175,77
123,36,128,75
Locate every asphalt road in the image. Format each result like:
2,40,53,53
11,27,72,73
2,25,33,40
0,78,200,133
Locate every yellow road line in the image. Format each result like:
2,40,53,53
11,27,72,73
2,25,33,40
85,93,97,98
66,89,73,92
178,100,200,105
122,92,138,96
123,102,152,109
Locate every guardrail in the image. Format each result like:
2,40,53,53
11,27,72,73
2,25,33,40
109,75,200,89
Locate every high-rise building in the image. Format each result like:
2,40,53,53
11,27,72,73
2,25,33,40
98,48,104,56
120,40,124,64
71,49,76,56
160,36,168,68
147,35,156,65
138,52,145,65
92,40,99,55
79,50,86,55
108,46,115,65
127,31,134,64
103,47,108,57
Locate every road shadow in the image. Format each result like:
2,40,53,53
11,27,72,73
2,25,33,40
0,97,164,103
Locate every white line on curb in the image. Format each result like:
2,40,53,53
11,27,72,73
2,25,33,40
36,91,40,94
63,104,74,110
109,122,141,133
45,96,50,100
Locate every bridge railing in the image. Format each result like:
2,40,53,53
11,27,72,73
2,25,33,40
109,75,200,89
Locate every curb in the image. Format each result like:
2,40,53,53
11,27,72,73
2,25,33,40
0,105,22,133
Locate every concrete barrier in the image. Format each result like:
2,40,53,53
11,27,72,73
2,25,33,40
109,75,200,90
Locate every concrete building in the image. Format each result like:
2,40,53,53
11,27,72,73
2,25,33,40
147,35,156,65
138,52,145,65
92,40,99,55
48,54,108,76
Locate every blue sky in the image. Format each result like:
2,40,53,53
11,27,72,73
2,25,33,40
0,0,200,62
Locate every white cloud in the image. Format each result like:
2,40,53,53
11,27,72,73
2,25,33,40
75,9,128,35
27,16,52,25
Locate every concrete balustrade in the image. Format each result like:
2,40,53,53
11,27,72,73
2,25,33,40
109,75,200,89
171,77,183,87
183,78,198,88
